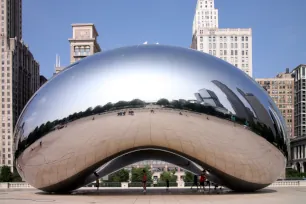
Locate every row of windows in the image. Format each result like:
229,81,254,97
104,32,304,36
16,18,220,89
2,147,11,153
74,46,91,56
202,36,249,42
204,42,249,49
259,81,293,85
207,49,249,56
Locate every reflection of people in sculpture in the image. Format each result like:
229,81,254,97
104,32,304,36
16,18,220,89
231,115,236,126
142,169,147,193
244,120,249,129
206,169,222,192
94,172,99,191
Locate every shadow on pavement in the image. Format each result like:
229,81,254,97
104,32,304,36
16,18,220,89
35,188,277,196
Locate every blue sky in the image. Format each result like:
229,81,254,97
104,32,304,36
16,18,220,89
23,0,306,79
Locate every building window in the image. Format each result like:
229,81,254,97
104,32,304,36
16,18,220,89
85,46,90,55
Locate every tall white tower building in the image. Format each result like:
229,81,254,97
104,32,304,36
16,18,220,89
191,0,253,77
0,0,40,171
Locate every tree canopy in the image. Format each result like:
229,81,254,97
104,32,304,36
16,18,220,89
108,169,129,182
0,166,13,182
131,166,152,182
160,170,177,182
183,171,194,182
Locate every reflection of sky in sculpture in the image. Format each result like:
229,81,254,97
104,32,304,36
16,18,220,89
16,45,286,139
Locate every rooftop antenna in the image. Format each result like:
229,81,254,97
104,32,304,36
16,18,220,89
58,55,61,67
55,54,58,67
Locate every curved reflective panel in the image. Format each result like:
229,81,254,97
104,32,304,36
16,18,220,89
14,45,289,192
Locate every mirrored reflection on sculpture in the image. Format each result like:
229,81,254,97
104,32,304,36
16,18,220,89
14,45,289,193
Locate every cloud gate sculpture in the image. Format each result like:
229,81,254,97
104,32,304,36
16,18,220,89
14,45,289,193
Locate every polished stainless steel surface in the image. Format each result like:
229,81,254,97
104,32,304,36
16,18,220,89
14,45,289,192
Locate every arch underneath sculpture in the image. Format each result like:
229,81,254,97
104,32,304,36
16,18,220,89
39,147,270,193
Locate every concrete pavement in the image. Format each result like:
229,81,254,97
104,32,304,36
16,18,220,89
1,187,306,204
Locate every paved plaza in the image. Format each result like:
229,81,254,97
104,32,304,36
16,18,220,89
1,187,306,204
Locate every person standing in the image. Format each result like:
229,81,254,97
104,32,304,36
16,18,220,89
166,179,170,191
142,169,147,193
191,174,198,190
199,171,206,192
94,172,99,191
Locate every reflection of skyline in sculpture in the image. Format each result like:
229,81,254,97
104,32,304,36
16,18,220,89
194,88,230,114
237,88,276,136
211,80,254,122
195,89,224,108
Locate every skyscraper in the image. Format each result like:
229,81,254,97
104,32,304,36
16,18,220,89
256,69,294,138
0,0,40,170
289,64,306,173
191,0,253,77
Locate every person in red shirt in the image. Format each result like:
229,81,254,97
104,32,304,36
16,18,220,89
142,170,147,193
199,171,206,192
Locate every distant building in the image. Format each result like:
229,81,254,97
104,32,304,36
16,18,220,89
54,23,102,74
256,68,294,139
126,160,180,172
40,75,47,87
68,23,101,64
54,54,65,75
191,0,253,77
0,0,40,170
290,64,306,173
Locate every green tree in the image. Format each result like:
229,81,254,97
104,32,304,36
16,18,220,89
108,169,130,182
286,168,306,178
12,167,22,182
131,166,152,182
0,165,13,182
156,98,170,106
183,171,194,182
160,171,177,182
